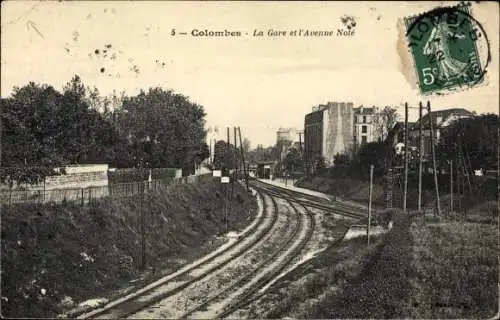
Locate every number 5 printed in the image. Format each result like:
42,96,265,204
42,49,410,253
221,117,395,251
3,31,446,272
422,67,435,85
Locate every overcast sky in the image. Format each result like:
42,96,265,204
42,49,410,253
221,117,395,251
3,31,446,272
2,1,498,147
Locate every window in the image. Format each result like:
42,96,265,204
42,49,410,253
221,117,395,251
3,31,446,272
361,125,367,133
363,116,366,123
361,136,367,144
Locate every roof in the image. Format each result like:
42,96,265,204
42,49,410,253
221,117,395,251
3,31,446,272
415,108,474,129
353,106,377,115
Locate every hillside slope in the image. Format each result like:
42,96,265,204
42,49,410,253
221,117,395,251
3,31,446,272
1,179,257,318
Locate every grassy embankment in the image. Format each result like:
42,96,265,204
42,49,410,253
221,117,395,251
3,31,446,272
1,178,257,318
260,176,498,318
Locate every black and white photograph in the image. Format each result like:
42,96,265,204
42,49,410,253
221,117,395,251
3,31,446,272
1,1,499,319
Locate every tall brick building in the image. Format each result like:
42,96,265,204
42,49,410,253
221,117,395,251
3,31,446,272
304,102,354,168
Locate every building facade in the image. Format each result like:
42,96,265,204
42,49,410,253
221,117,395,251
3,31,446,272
304,102,354,167
276,127,302,162
353,106,379,147
409,108,475,157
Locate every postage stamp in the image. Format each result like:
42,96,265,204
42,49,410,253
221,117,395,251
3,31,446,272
404,3,491,95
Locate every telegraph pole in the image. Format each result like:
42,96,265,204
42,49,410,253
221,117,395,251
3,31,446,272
367,164,374,245
403,102,409,213
233,126,238,177
418,102,423,212
226,127,230,169
237,127,249,190
225,127,230,230
139,163,146,270
450,160,453,216
427,101,441,216
229,127,238,209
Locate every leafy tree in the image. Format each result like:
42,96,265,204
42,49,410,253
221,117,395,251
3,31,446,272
334,153,350,166
1,83,66,184
355,141,390,173
247,144,276,164
59,75,118,164
437,113,498,171
1,76,209,184
374,106,399,141
313,155,326,171
242,138,251,154
1,76,118,184
283,147,302,172
116,87,207,168
212,140,237,170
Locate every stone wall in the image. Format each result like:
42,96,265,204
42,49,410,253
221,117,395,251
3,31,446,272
45,164,109,190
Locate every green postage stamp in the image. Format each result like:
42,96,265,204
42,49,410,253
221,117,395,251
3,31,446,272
404,3,490,95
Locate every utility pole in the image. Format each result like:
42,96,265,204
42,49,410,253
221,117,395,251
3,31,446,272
427,101,441,216
403,102,409,213
367,164,374,245
225,127,230,230
226,127,230,172
497,125,499,228
140,164,146,270
229,127,237,212
450,160,453,216
237,127,249,191
298,130,305,177
418,102,423,212
457,151,462,214
233,126,238,178
209,138,212,166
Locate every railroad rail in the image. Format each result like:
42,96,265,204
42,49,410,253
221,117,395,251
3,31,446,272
79,189,278,319
250,179,366,219
215,196,316,319
79,180,364,319
180,195,313,319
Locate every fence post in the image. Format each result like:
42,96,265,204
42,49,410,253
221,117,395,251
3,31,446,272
81,188,84,207
88,188,92,204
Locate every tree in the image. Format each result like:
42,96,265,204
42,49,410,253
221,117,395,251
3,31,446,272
116,87,207,169
374,106,399,142
355,141,390,174
437,113,498,171
283,147,302,172
334,153,350,166
0,76,119,184
212,140,237,170
247,145,276,164
1,83,66,184
242,138,251,154
59,75,118,164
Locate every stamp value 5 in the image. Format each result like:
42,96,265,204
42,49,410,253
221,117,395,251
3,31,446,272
404,4,490,95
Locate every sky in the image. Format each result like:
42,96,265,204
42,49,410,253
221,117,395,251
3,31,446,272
1,1,499,147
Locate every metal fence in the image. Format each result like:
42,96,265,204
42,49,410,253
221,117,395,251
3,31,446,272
0,174,213,206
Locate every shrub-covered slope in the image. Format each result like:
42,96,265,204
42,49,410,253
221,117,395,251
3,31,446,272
1,179,257,318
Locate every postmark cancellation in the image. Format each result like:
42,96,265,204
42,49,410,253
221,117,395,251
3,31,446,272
400,3,491,96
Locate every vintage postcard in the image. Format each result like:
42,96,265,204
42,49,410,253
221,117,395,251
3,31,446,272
1,1,498,319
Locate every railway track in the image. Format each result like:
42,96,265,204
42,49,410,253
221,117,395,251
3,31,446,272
80,180,362,319
251,179,366,220
215,197,316,319
180,196,313,319
79,189,278,319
